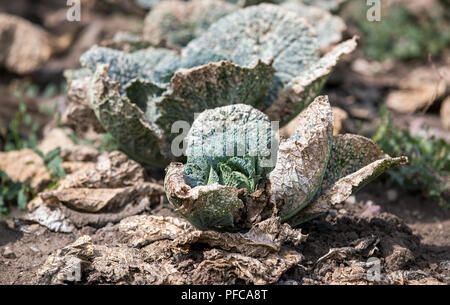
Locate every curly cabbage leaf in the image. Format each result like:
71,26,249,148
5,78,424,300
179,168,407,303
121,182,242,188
165,162,246,231
143,0,237,46
89,65,165,166
88,59,275,165
184,104,277,193
288,134,408,226
79,4,355,166
143,0,346,51
280,1,346,51
165,96,407,231
268,95,333,221
80,45,180,89
185,155,262,193
184,4,357,120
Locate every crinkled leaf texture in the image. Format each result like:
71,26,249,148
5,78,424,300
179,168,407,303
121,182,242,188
165,95,407,231
184,104,277,193
165,104,277,231
86,56,274,165
264,37,357,124
268,95,333,221
184,4,357,120
80,4,355,166
143,0,345,51
165,162,247,231
287,134,408,226
280,1,346,51
80,45,179,89
143,0,237,46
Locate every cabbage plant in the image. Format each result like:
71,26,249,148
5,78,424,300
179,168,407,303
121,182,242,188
164,96,407,231
143,0,346,51
76,4,356,166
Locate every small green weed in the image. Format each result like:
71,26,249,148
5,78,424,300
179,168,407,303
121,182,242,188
347,3,450,62
373,106,450,207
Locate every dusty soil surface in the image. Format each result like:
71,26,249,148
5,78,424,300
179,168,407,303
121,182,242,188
1,181,448,285
290,182,450,284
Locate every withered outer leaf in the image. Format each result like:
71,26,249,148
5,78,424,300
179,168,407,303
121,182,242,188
289,134,408,226
119,215,194,248
34,235,95,284
41,184,157,213
27,204,75,233
58,150,145,189
89,64,165,166
26,151,165,231
61,71,105,135
280,1,347,51
185,103,275,162
152,60,275,158
143,0,237,46
195,247,302,285
176,217,306,257
265,37,358,124
164,162,245,231
119,215,306,257
183,3,319,110
268,95,334,221
318,134,386,192
36,216,304,284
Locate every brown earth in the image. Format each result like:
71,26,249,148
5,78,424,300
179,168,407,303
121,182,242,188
1,180,448,285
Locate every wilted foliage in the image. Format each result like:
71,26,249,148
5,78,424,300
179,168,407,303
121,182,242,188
165,96,407,231
75,4,356,166
143,0,346,50
143,0,236,46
